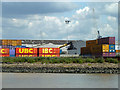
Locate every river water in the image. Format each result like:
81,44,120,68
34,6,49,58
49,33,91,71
2,73,118,88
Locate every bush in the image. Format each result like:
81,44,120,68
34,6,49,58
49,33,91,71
105,58,118,64
78,59,83,64
96,58,104,63
2,57,118,64
85,58,94,63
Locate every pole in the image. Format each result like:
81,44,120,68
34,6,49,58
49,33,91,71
65,20,71,43
65,20,71,55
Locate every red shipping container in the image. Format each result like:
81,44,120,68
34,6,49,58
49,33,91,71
108,53,116,57
16,54,37,57
39,48,60,57
81,47,92,55
0,48,9,57
92,52,109,57
16,48,37,54
39,48,60,54
39,54,60,57
98,37,115,45
16,48,37,57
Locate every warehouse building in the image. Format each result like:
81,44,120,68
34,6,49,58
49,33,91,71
22,40,86,55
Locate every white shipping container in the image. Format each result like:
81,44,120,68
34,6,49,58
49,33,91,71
115,44,120,50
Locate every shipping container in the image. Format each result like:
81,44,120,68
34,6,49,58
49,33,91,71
116,50,120,53
9,49,15,57
109,52,116,57
109,45,115,52
98,37,115,45
16,54,37,57
60,49,62,54
81,47,92,55
21,46,26,48
2,45,8,48
7,40,12,45
0,40,2,45
12,40,17,46
16,40,22,46
2,40,8,45
39,48,60,54
9,46,16,49
9,55,15,57
2,45,15,49
0,48,9,57
39,48,60,57
115,44,120,50
2,40,22,46
15,45,22,48
16,48,37,57
92,44,109,54
39,54,60,57
92,52,109,57
86,40,98,47
116,52,120,56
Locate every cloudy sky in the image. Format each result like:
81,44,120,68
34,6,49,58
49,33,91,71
1,2,118,41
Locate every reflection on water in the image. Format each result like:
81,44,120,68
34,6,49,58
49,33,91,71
2,73,118,88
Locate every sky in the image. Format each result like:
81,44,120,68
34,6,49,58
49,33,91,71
1,2,118,41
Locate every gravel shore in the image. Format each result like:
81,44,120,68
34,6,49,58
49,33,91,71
1,63,119,74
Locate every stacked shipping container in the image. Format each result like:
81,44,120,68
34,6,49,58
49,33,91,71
115,45,120,56
39,48,60,57
16,48,38,57
81,37,116,57
0,48,9,57
0,40,26,57
98,37,115,57
0,47,60,57
0,40,60,57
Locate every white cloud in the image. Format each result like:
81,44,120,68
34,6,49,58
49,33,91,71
107,16,117,22
105,3,118,15
2,2,118,41
99,24,117,37
76,7,90,14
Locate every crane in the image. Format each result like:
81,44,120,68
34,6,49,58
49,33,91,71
97,31,102,39
58,42,76,50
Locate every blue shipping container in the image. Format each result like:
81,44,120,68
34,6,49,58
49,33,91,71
60,49,62,54
16,45,22,48
10,55,15,57
109,45,115,52
9,46,16,49
2,45,8,48
21,46,26,48
9,49,15,57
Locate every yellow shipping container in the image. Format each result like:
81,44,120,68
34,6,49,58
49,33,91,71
86,40,98,47
16,40,22,45
2,40,8,45
102,44,109,52
12,40,17,46
8,40,12,45
1,40,22,46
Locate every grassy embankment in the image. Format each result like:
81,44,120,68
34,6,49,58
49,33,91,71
1,57,119,64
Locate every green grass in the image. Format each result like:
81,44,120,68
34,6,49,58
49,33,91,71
1,57,119,64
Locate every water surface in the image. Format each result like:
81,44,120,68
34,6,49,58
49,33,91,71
2,73,118,88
